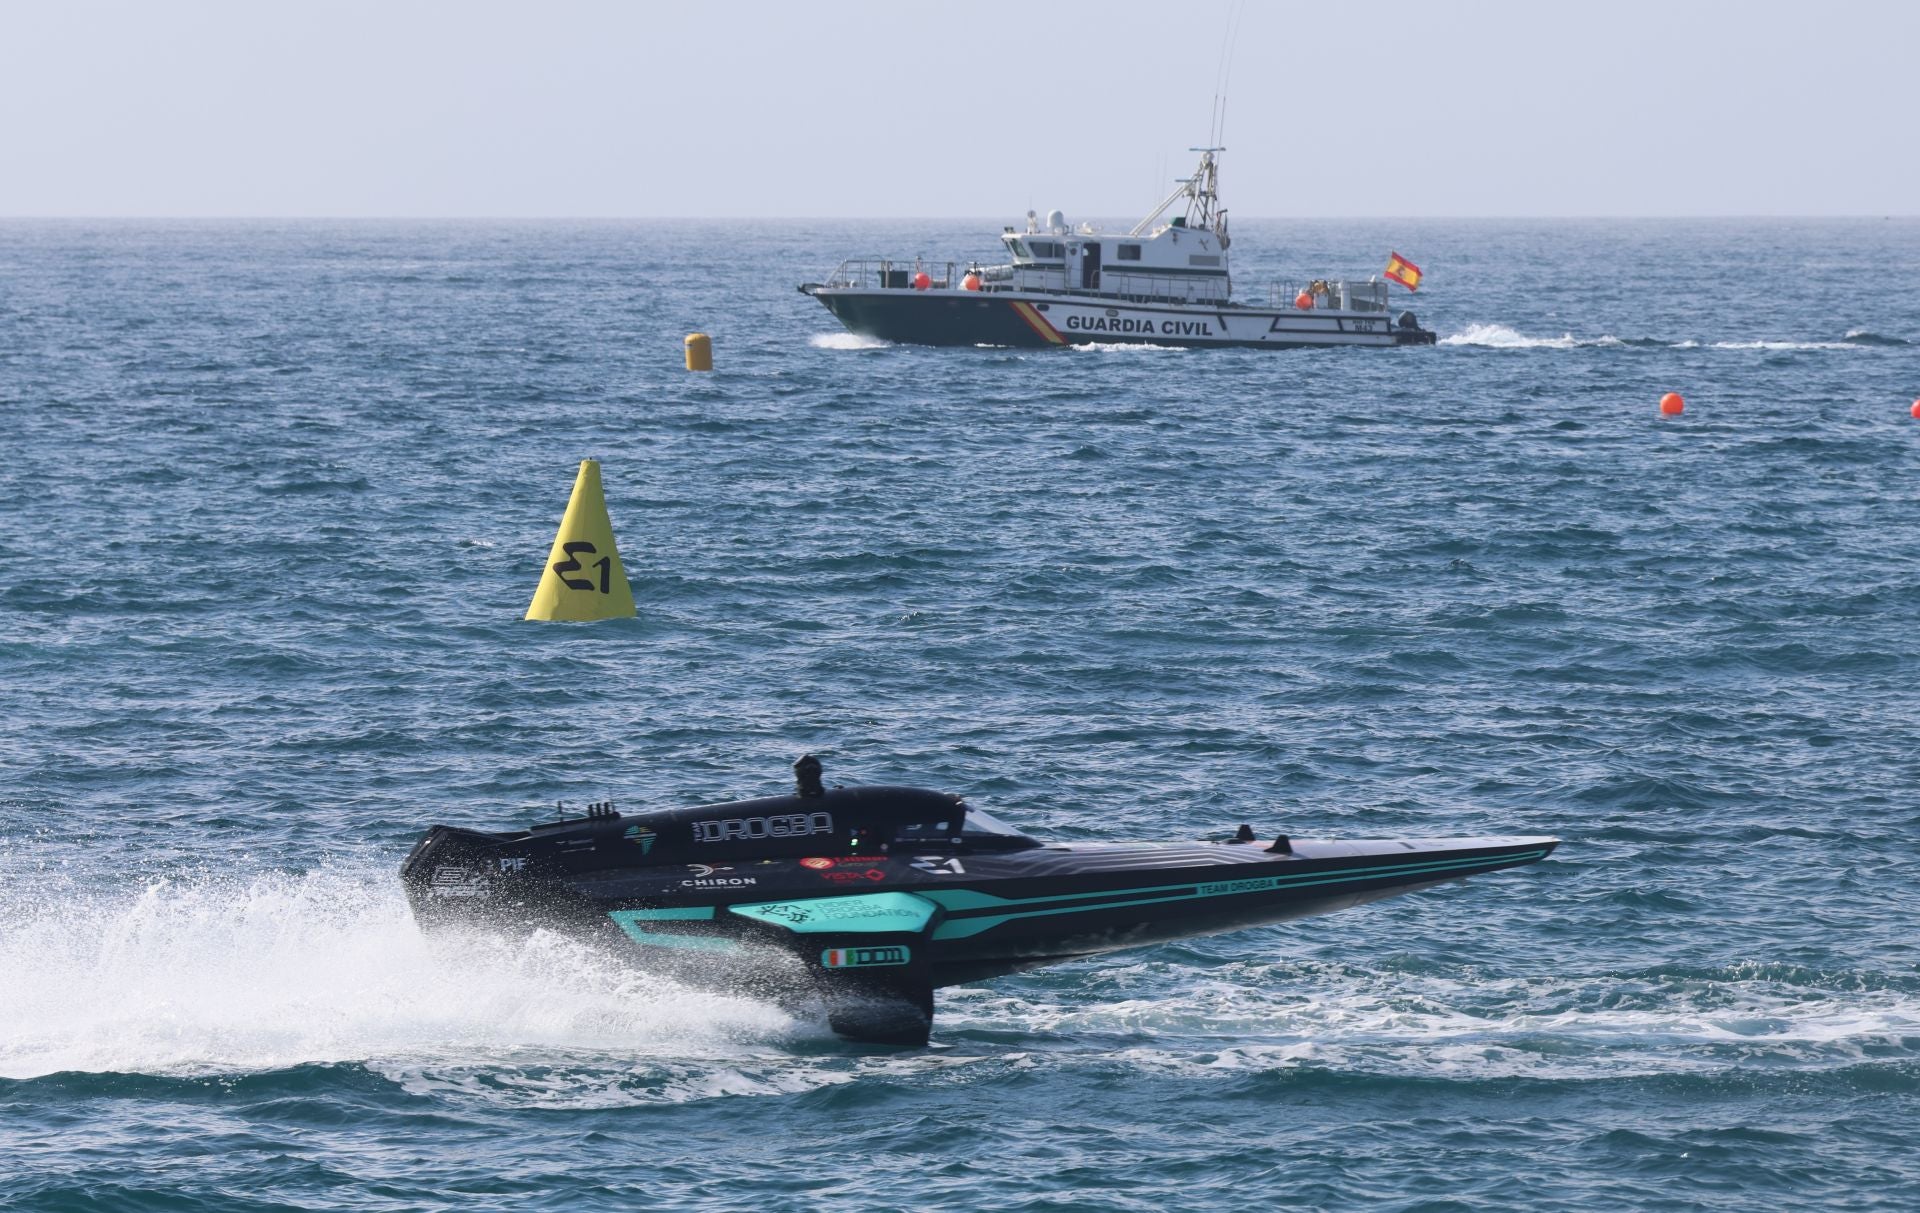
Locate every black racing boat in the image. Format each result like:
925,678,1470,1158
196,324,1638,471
402,756,1557,1045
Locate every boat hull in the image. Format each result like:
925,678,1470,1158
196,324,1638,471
403,827,1554,1043
804,286,1436,350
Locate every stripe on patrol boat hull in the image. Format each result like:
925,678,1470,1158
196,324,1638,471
811,287,1434,349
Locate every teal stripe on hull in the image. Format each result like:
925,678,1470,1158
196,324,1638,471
926,850,1549,940
607,906,745,954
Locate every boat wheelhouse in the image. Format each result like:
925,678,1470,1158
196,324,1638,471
800,148,1434,350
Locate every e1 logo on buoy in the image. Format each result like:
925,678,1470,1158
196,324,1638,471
525,459,636,622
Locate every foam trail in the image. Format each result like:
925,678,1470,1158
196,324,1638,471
809,332,891,350
940,962,1920,1081
0,867,796,1080
1443,323,1889,351
1440,324,1621,349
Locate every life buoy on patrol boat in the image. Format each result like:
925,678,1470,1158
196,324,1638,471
1294,291,1313,310
912,271,931,290
962,273,982,291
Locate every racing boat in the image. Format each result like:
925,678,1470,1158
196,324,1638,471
799,147,1437,350
402,756,1555,1045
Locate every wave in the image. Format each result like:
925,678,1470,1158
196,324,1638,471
1842,330,1910,347
808,332,891,350
1068,341,1188,354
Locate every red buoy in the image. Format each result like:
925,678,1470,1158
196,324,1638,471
912,271,931,290
1911,399,1920,419
962,273,982,291
1660,392,1685,416
1294,291,1313,310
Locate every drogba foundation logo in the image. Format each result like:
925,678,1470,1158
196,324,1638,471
622,824,656,854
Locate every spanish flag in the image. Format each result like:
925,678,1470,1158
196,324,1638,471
1384,251,1423,292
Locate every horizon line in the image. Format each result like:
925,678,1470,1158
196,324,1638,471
1,213,1915,223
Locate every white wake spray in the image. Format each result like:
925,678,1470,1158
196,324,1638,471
1442,322,1885,351
1440,323,1625,349
808,332,892,350
0,865,796,1081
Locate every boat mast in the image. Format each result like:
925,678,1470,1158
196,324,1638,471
1126,147,1229,249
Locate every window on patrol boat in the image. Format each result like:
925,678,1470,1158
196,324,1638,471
1028,240,1063,259
1117,244,1142,261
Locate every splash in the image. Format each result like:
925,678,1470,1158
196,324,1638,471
1440,324,1624,349
808,332,891,350
0,866,797,1081
1068,341,1188,354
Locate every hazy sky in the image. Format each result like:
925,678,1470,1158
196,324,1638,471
3,0,1913,218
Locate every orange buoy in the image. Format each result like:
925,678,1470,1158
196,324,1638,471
1294,291,1313,310
1660,392,1685,416
962,273,982,291
912,271,931,290
1911,399,1920,419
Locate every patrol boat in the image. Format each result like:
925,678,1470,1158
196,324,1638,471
799,148,1436,350
402,756,1556,1045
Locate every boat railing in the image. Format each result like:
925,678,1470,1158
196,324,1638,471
827,257,1230,305
997,264,1229,304
1269,279,1391,312
824,258,960,290
1095,269,1231,305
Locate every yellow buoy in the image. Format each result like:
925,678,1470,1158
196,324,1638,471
684,333,713,371
524,459,637,622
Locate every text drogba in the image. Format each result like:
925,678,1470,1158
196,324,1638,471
693,812,834,843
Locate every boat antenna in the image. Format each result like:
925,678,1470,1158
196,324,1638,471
1209,0,1246,148
1128,2,1244,239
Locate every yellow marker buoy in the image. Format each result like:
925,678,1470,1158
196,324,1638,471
685,333,713,371
1660,392,1685,416
524,459,636,622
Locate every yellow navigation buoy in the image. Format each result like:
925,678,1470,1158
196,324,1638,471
685,333,713,371
524,459,637,622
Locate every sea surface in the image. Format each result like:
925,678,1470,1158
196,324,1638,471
2,216,1917,1211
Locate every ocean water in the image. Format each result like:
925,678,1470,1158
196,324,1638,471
1,216,1917,1211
